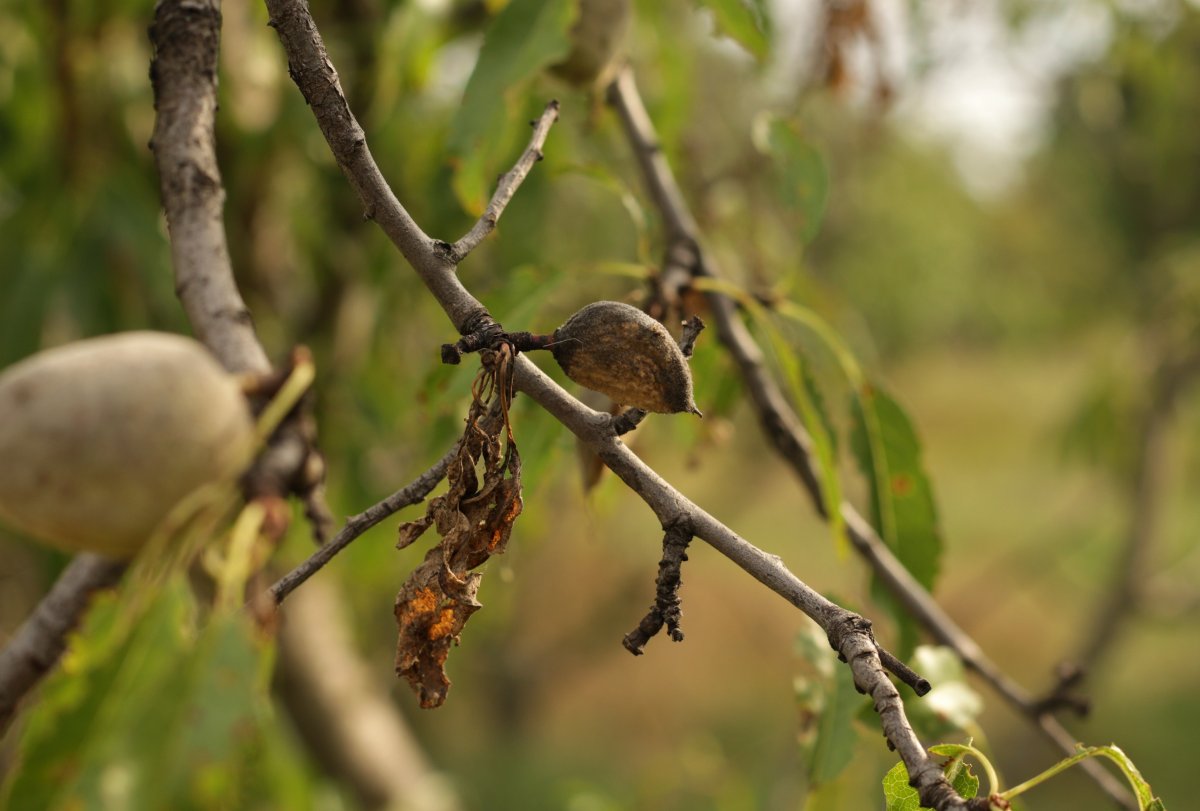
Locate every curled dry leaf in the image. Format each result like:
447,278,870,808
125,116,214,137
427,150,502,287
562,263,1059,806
394,346,523,708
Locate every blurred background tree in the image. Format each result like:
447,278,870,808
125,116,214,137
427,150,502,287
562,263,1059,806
0,0,1197,808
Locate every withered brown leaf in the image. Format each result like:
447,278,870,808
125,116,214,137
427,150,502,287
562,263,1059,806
394,346,522,708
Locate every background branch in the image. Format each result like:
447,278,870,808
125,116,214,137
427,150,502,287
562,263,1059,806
1076,350,1200,671
275,577,464,811
606,65,1135,808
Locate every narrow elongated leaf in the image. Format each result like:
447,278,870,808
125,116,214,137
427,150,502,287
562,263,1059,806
850,384,940,590
754,115,829,243
703,280,844,547
770,300,942,652
3,577,274,811
447,0,576,213
696,0,771,60
809,649,861,785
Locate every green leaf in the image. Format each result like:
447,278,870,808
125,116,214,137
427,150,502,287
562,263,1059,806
447,0,576,213
793,623,868,788
695,0,771,60
809,648,862,786
850,383,941,592
1001,744,1166,810
2,577,276,811
769,299,943,616
753,114,829,243
882,760,921,811
721,285,845,547
882,745,980,811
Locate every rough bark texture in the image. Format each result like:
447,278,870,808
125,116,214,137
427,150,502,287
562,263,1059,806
150,0,270,375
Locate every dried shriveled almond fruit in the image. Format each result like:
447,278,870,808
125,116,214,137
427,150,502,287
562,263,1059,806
550,301,700,415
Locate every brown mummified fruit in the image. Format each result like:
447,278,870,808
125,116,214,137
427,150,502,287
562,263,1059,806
551,301,701,415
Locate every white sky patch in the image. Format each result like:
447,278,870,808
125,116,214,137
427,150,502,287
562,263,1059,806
895,0,1113,197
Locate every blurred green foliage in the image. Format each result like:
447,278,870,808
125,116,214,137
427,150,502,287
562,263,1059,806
1,0,1198,809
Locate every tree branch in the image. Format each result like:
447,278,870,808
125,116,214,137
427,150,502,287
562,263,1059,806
263,4,978,807
606,65,1135,808
1076,349,1200,671
269,443,459,604
0,555,125,736
449,101,561,262
150,0,271,375
275,577,464,811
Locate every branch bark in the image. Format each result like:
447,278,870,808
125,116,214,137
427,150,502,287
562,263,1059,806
262,2,979,807
150,0,271,375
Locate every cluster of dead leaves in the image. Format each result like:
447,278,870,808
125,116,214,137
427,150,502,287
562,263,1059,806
394,346,522,708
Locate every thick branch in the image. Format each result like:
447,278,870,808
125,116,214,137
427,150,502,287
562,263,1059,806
269,444,458,604
265,0,487,332
607,65,1135,808
1,0,268,740
0,555,125,736
450,101,561,262
150,0,270,375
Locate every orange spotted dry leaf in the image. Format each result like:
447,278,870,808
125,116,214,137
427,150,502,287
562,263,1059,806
394,348,523,708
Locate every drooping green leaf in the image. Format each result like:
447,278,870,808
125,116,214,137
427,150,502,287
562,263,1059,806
769,299,943,609
794,623,868,789
809,647,861,786
712,282,844,547
1000,744,1166,810
447,0,576,213
3,576,276,811
695,0,771,60
850,383,941,594
754,114,829,243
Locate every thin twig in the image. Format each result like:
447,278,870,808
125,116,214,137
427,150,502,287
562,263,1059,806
623,520,692,654
0,555,126,736
607,65,1135,808
449,101,562,262
265,7,979,806
269,444,458,604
